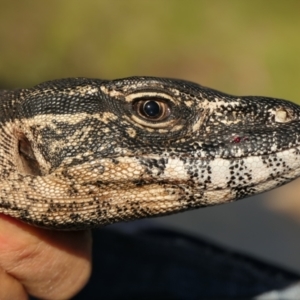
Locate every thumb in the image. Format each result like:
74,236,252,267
0,214,92,299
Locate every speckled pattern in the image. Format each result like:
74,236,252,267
0,77,300,229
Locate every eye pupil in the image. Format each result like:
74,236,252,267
133,98,171,121
143,100,160,117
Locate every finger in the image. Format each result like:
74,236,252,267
0,214,92,299
0,267,28,300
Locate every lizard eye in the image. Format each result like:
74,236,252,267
133,99,171,121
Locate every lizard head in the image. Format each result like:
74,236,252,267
1,77,300,228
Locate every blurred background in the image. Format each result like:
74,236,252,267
1,0,300,273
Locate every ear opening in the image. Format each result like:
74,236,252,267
17,133,42,176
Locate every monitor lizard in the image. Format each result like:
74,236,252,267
0,76,299,229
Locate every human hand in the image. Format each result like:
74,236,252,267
0,214,92,299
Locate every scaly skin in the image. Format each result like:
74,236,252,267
0,77,300,229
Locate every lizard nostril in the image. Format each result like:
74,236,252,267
270,108,293,123
275,109,288,123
